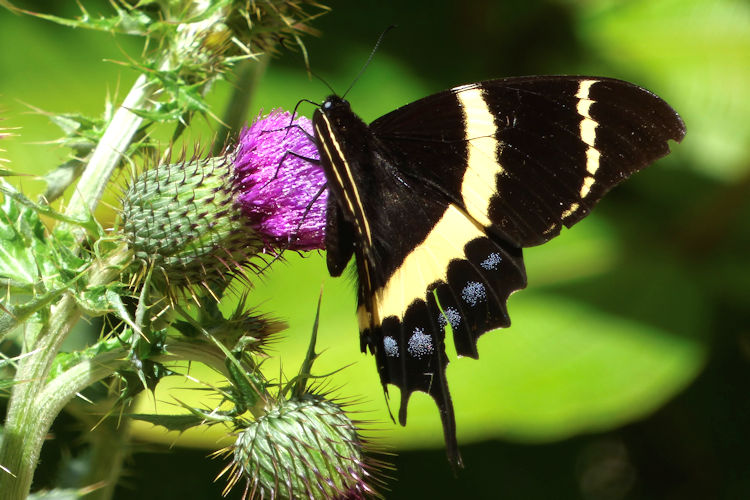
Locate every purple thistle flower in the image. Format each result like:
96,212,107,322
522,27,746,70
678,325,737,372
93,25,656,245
233,110,327,251
119,110,327,290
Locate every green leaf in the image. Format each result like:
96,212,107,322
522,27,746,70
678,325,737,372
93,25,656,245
43,160,85,203
75,284,130,319
128,413,210,433
0,167,30,177
129,75,210,123
12,3,152,36
290,289,323,398
1,180,101,239
0,287,67,341
47,336,125,381
0,181,65,292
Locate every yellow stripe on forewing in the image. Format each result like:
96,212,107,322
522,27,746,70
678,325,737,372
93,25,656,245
456,87,501,228
577,100,597,147
575,79,601,199
561,202,580,220
586,148,600,175
580,176,595,199
314,115,374,246
575,79,596,99
371,204,484,325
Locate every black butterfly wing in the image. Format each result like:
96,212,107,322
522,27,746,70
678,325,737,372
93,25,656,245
371,76,686,246
363,199,527,468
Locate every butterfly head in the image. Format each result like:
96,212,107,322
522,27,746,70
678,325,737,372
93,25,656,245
314,95,369,135
321,95,351,114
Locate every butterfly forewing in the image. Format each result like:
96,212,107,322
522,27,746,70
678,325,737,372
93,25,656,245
313,76,685,467
372,76,686,245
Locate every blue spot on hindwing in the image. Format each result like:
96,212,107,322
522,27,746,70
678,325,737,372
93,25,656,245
407,328,433,359
480,252,502,270
383,336,399,357
461,281,487,306
438,306,462,331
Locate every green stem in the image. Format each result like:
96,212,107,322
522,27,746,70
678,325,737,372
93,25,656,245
0,246,132,499
79,417,131,500
0,294,83,497
0,337,228,499
64,73,158,238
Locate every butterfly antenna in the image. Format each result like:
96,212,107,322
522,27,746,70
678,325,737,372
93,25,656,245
312,71,337,96
342,25,397,99
287,98,321,132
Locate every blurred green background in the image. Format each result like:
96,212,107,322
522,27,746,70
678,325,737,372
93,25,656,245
1,0,749,498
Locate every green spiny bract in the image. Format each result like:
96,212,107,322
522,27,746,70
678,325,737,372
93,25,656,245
120,155,260,288
228,394,374,499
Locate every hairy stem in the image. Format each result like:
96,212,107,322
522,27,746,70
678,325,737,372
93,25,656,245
64,74,157,236
0,245,132,498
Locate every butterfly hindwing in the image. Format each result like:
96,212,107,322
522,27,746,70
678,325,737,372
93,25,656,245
312,75,685,467
367,219,526,465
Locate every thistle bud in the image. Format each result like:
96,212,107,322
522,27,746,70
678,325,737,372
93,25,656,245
120,155,256,287
226,394,376,500
119,111,325,288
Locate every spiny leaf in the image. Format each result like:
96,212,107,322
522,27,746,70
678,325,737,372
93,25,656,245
47,336,125,381
290,288,323,398
0,180,100,237
0,287,68,341
43,160,85,203
9,2,152,36
128,410,231,433
0,181,69,292
0,167,30,177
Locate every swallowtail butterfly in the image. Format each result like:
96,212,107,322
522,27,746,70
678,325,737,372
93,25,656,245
311,76,685,466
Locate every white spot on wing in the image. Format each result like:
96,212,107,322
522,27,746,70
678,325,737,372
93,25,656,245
580,117,597,147
461,281,487,306
561,202,580,220
575,79,596,99
586,147,601,176
438,306,462,331
407,328,433,359
480,252,502,270
383,336,399,358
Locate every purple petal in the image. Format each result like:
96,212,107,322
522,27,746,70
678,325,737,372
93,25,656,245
234,110,326,251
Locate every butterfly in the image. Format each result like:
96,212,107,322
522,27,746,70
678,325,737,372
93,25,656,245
310,76,685,467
